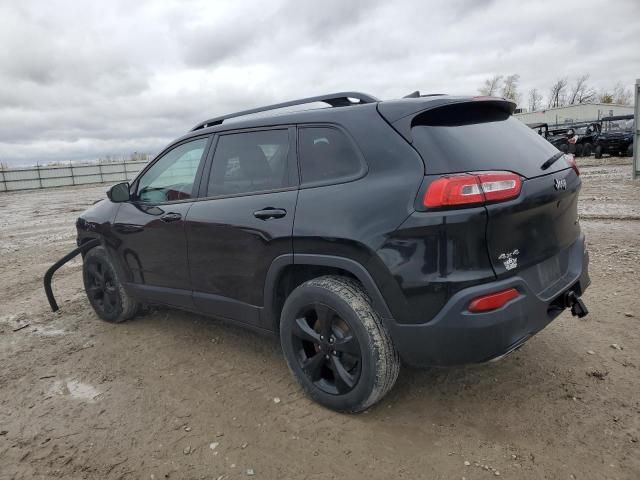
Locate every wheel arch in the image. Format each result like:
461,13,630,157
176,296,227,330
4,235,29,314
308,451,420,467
263,254,394,331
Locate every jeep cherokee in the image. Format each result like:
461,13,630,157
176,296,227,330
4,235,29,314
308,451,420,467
46,91,591,412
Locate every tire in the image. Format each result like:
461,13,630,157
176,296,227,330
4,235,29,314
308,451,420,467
560,144,569,154
582,143,592,157
594,145,603,159
627,144,634,157
575,144,584,157
280,275,400,413
82,246,139,323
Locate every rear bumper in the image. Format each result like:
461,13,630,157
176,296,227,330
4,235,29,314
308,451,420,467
387,236,590,367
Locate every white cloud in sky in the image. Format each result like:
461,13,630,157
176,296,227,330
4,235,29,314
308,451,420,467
0,0,638,166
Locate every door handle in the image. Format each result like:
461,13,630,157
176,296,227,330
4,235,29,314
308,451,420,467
253,208,287,220
160,212,182,223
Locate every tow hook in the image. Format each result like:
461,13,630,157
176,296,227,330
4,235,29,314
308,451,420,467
564,290,589,318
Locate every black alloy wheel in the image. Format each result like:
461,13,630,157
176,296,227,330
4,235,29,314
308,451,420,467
85,257,120,317
291,303,362,395
82,246,139,323
280,275,400,412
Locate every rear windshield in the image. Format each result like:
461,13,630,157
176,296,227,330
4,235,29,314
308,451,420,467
411,103,560,178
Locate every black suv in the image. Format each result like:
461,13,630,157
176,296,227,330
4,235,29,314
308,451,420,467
55,92,591,412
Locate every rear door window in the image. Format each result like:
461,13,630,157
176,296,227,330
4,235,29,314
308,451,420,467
298,127,364,185
207,129,291,196
411,103,563,179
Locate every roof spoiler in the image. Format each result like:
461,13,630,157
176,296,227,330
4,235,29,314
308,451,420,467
378,96,516,143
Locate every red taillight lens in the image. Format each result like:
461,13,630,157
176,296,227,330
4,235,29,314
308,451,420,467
423,174,483,207
468,288,520,313
423,171,521,208
566,154,579,176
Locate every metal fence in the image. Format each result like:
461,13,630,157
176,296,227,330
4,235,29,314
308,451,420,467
0,160,148,192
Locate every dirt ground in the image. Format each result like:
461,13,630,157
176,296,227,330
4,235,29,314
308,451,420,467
1,157,639,480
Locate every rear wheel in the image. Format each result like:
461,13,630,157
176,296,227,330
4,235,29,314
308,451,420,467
280,276,399,412
628,144,634,157
594,145,603,159
582,143,592,156
575,144,584,157
83,246,139,323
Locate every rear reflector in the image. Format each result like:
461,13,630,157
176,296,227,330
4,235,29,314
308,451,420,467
468,288,520,313
423,171,522,208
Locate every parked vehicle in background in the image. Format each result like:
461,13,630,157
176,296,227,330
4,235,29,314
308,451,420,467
47,91,591,412
547,128,570,153
566,123,600,157
528,122,569,153
594,116,634,158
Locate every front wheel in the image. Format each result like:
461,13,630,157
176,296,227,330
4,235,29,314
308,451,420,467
83,246,139,323
280,276,400,412
575,144,584,157
594,145,603,159
582,143,592,156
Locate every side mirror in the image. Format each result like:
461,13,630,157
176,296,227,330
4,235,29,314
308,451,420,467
107,182,131,203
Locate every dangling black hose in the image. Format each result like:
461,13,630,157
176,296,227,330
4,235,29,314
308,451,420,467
44,238,101,312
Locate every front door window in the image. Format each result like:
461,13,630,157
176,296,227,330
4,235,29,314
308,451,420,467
137,138,208,203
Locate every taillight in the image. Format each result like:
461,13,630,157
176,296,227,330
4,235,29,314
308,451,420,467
468,288,520,313
423,171,521,208
566,154,580,176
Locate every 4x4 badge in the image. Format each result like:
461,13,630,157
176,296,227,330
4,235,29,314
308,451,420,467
498,249,519,270
554,178,567,190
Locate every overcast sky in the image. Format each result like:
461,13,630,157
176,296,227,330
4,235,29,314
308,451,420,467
0,0,638,167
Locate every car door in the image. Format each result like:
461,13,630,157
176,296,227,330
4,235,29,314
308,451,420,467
185,127,298,329
112,136,211,309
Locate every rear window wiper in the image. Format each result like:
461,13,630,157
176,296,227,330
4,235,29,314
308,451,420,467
541,152,565,171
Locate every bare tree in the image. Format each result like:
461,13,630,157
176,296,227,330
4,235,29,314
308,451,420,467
568,74,596,104
478,75,503,96
501,74,520,103
548,78,568,108
612,82,632,105
528,88,543,111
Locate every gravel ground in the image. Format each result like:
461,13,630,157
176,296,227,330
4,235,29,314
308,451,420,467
0,158,639,479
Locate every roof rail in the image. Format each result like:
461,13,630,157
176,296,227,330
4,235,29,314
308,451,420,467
190,91,379,131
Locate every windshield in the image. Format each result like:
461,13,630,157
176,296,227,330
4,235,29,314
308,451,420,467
604,119,634,132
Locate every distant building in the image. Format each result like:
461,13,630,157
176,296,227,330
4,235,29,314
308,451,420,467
515,103,634,126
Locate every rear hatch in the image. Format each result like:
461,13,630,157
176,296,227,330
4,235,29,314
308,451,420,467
392,99,582,283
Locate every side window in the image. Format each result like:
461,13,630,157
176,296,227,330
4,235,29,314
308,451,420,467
298,127,363,185
137,138,207,203
207,130,290,196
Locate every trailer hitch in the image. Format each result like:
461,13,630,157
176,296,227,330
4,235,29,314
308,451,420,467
43,238,101,312
564,290,589,318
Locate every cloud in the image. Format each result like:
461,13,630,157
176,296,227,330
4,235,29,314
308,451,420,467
0,0,638,166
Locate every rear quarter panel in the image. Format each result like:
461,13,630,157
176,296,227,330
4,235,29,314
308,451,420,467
292,107,425,321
